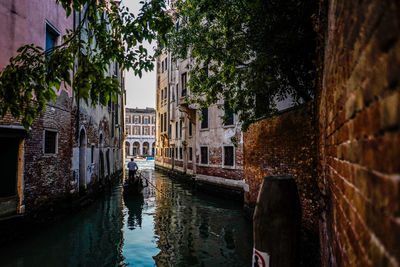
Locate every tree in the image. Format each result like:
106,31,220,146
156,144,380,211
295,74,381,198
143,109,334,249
0,0,173,129
167,0,318,130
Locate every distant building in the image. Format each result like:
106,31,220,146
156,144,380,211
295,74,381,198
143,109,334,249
125,108,156,156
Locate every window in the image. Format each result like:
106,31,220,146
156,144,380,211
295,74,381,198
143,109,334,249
164,58,168,71
134,127,140,135
179,119,183,138
162,61,164,73
179,147,183,160
200,147,208,164
164,87,168,99
171,148,174,159
189,147,193,162
152,127,155,135
175,122,178,139
175,148,178,159
125,116,129,123
160,115,164,132
188,121,192,136
223,146,234,166
224,108,234,126
144,117,149,124
91,145,95,164
134,116,139,123
144,127,149,135
161,89,164,101
45,22,59,54
181,72,187,97
164,113,167,132
201,108,208,129
44,130,57,154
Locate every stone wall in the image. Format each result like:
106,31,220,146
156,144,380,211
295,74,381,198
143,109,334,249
319,0,400,266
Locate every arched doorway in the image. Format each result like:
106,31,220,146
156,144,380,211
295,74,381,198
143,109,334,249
125,141,130,156
152,142,155,156
143,142,149,155
133,142,140,156
79,128,86,191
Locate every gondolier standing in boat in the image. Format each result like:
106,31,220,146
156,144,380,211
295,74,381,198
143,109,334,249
127,158,138,184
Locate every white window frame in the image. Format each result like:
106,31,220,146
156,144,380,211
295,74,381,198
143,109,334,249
188,147,193,162
199,145,209,165
200,108,209,130
222,145,235,168
44,20,60,50
222,109,235,128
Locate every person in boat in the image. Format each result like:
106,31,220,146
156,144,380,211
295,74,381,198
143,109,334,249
127,158,138,185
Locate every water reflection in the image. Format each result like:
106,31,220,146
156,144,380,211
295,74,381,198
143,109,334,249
122,169,252,267
0,187,125,267
0,166,252,267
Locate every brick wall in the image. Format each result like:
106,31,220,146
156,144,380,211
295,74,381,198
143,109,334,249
319,0,400,265
23,92,74,212
244,102,320,235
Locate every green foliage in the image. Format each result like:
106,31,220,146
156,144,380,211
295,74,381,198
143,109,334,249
0,0,173,129
168,0,318,130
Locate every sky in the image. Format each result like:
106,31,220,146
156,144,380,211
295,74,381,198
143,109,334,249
121,0,156,109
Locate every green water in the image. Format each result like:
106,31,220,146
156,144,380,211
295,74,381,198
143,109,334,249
0,170,252,267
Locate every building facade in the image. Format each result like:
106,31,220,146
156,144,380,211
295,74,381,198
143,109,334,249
125,107,156,157
154,50,245,192
0,0,125,219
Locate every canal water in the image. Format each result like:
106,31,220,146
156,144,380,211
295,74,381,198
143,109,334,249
1,161,252,267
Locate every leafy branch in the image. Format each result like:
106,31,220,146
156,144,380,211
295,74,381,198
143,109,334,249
167,0,318,130
0,0,173,129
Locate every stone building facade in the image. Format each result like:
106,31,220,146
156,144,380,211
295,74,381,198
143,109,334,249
0,0,125,219
125,107,155,157
155,51,245,193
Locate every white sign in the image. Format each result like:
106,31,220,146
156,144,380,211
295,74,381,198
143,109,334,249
252,248,270,267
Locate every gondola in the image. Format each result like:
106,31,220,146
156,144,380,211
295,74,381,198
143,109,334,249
123,172,148,196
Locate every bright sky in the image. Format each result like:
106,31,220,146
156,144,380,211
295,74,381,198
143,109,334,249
121,0,156,109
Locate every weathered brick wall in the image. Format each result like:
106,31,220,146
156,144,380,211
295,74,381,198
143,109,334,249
197,165,243,180
319,0,400,266
244,103,321,265
24,93,74,212
244,102,320,234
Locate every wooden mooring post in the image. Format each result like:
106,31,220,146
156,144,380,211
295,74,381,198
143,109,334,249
253,176,301,267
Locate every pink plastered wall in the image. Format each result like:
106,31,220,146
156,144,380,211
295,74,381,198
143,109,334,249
0,0,74,97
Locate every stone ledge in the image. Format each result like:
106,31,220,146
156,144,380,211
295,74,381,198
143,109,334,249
155,164,244,201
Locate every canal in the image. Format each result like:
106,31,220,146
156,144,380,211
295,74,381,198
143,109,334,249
1,162,252,266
